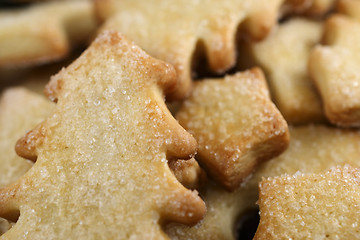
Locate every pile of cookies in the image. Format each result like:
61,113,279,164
1,0,360,239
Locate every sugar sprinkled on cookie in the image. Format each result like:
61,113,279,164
95,0,283,99
176,68,289,190
0,31,205,239
255,166,360,239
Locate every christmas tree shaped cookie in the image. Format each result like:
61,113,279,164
95,0,283,99
0,30,205,239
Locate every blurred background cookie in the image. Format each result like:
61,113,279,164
309,13,360,127
238,18,325,124
0,0,97,69
95,0,284,100
0,87,53,187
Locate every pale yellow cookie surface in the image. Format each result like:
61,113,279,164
309,15,360,126
0,218,13,237
176,68,289,190
167,125,360,240
282,0,335,16
166,180,256,240
168,158,206,190
241,18,324,124
0,0,97,68
0,31,205,239
337,0,360,21
96,0,283,99
255,166,360,239
0,88,53,236
0,87,53,188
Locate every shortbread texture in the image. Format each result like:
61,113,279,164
309,14,360,126
0,0,97,68
255,166,360,239
96,0,283,99
176,68,289,190
241,18,324,124
0,88,53,187
167,125,360,240
0,31,205,239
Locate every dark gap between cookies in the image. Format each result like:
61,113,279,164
235,208,260,240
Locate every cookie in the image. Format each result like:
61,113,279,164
0,48,86,93
0,218,13,237
337,0,360,21
255,166,360,239
309,15,360,126
168,158,206,190
176,68,289,190
0,87,53,236
239,18,324,124
0,0,97,68
0,31,205,239
0,87,53,188
282,0,335,16
166,179,256,240
0,88,200,210
166,125,360,240
95,0,283,100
